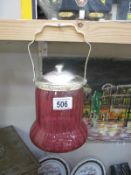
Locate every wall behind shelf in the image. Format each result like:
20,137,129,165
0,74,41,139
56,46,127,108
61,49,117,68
0,0,21,19
0,41,131,175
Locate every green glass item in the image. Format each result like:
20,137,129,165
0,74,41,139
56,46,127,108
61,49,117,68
92,90,102,122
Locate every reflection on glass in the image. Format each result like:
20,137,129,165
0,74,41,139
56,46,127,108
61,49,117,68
38,0,63,19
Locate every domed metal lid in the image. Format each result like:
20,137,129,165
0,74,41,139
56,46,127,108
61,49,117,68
35,64,87,91
44,64,74,85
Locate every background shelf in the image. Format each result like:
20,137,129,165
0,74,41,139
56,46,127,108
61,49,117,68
0,20,131,44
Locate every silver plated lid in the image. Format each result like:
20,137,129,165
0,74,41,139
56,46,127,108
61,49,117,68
35,64,87,91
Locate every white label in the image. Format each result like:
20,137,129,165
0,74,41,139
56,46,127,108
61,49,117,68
79,9,85,19
53,97,73,110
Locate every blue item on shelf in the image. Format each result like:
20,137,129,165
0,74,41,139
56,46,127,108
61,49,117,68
60,0,79,11
117,0,130,20
88,0,112,12
60,0,112,13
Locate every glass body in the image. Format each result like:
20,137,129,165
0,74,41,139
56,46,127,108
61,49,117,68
75,0,88,7
30,87,87,153
38,0,63,19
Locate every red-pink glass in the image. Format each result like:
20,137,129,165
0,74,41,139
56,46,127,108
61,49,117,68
30,87,87,153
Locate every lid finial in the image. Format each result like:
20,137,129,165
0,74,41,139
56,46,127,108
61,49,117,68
55,64,63,73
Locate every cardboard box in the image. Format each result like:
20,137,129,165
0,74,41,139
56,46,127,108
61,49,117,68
0,126,39,175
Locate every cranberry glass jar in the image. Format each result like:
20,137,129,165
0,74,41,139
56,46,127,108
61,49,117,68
30,65,88,153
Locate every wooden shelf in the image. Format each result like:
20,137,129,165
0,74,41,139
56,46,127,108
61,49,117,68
0,20,131,44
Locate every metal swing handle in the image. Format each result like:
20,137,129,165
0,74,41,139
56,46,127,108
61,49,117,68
28,22,92,82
